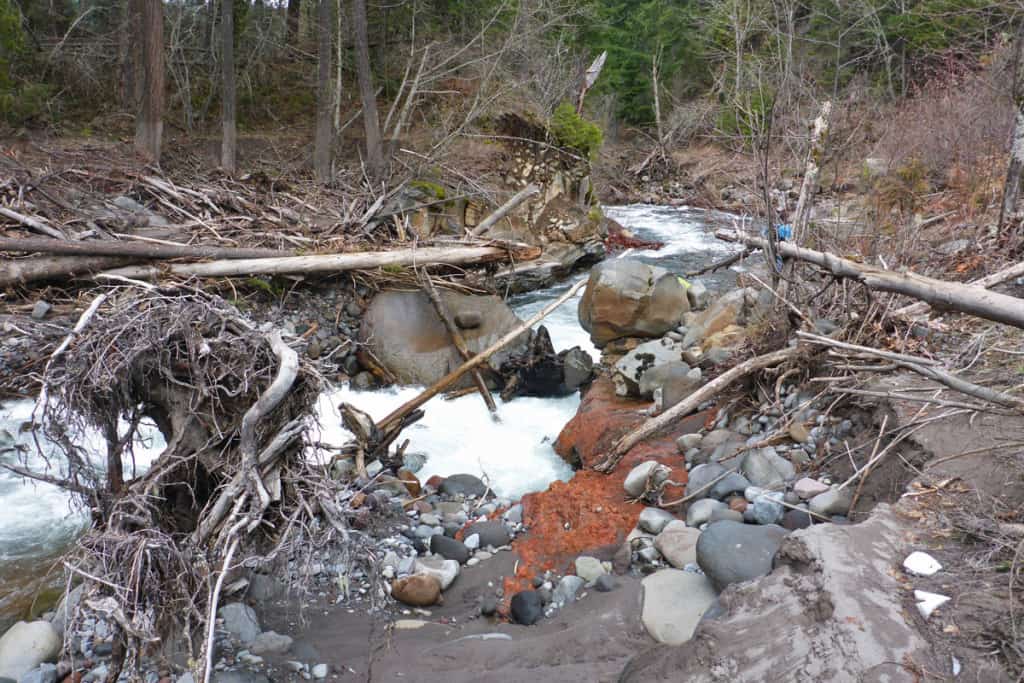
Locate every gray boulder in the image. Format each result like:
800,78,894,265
611,338,687,398
686,499,727,527
217,603,260,645
740,448,794,488
653,521,701,569
624,461,669,499
578,259,689,346
709,472,750,501
359,290,529,387
439,474,488,498
0,622,61,681
696,521,789,590
638,507,676,535
562,347,595,391
809,487,853,517
249,631,293,655
552,575,585,605
641,570,717,645
464,521,510,548
652,366,703,413
18,664,57,683
685,463,728,500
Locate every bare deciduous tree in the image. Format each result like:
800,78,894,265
221,0,237,172
314,0,334,182
351,0,384,180
131,0,164,162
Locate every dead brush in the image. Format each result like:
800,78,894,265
18,285,388,681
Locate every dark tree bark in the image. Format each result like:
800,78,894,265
131,0,164,163
999,23,1024,235
286,0,302,44
350,0,384,179
313,0,334,182
221,0,237,172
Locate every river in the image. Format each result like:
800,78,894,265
0,204,741,630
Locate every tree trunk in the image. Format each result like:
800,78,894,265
286,0,301,44
350,0,384,179
313,0,333,182
97,243,542,280
220,0,237,173
999,106,1024,234
0,237,294,259
0,255,134,288
717,229,1024,330
132,0,164,163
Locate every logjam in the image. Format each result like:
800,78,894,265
717,229,1024,330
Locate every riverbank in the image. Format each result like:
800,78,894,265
4,131,1024,682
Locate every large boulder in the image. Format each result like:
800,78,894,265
641,570,717,645
0,621,61,681
696,520,789,590
681,287,759,349
578,260,689,346
611,338,700,401
359,290,529,388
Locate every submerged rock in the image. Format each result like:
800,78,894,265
578,259,689,346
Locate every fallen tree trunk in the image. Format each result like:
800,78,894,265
469,185,539,237
0,236,294,260
419,272,497,414
0,206,67,239
594,346,801,473
893,258,1024,319
0,254,135,287
377,278,587,432
716,230,1024,330
97,243,541,280
799,331,1024,412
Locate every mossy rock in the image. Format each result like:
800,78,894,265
409,180,447,200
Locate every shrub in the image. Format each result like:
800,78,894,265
549,102,603,158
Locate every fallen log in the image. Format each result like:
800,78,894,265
376,278,588,432
716,230,1024,330
469,185,539,237
893,258,1024,319
594,346,801,473
0,236,294,260
1,254,135,287
799,331,1024,412
419,272,498,414
0,206,67,239
97,243,541,280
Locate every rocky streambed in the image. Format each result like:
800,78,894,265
0,204,991,682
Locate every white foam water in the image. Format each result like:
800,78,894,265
311,385,579,500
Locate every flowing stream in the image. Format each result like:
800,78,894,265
0,204,741,630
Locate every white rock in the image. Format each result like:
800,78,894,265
0,621,61,681
414,557,460,590
914,590,950,619
574,556,605,584
792,477,830,500
464,533,481,551
903,551,942,577
624,461,668,498
312,663,328,679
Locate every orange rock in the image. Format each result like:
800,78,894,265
398,468,421,496
728,496,748,513
391,574,441,607
350,492,366,509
